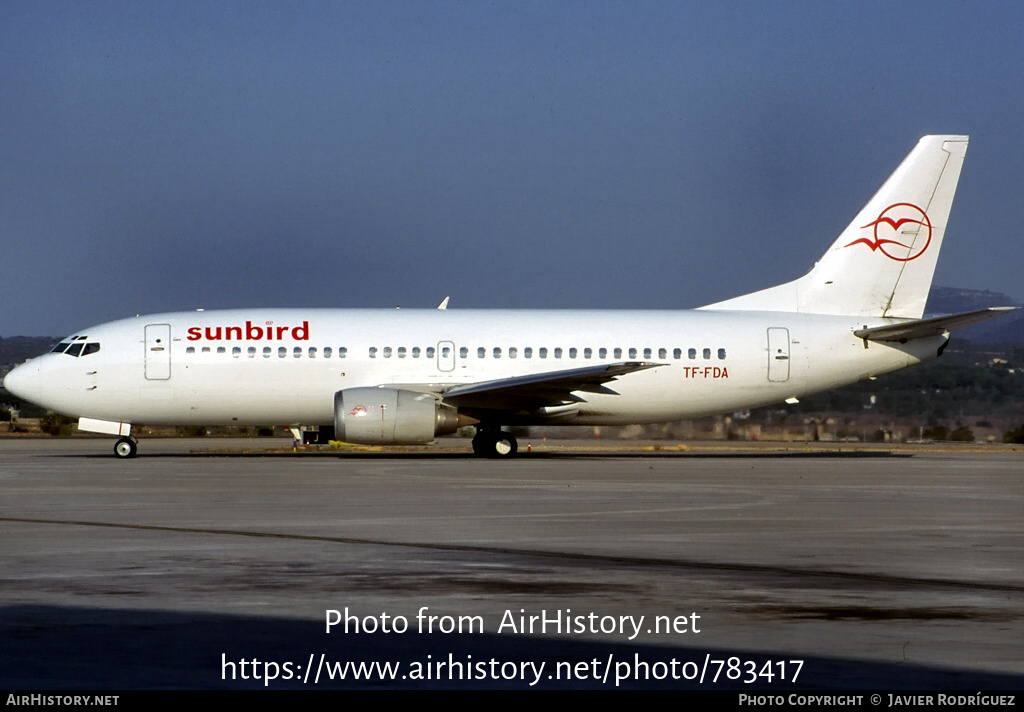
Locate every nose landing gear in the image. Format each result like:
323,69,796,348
114,437,138,459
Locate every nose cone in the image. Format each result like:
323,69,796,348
3,361,41,403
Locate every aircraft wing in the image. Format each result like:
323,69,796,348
853,307,1018,342
440,361,663,410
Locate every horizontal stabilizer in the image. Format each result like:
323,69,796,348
853,307,1018,342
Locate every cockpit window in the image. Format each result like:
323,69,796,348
53,340,100,357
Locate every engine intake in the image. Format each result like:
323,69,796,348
334,387,460,444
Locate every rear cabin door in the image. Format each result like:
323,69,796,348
766,327,790,382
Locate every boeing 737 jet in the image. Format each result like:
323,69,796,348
4,135,1015,457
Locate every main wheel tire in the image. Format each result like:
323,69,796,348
492,432,518,457
114,437,137,459
471,430,494,456
472,430,518,458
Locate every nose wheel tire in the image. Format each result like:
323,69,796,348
114,437,138,459
471,430,518,458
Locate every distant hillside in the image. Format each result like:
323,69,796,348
927,287,1024,345
0,336,57,373
926,287,1022,313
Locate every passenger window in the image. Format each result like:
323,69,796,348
643,348,652,359
248,347,257,358
718,348,726,359
442,346,451,357
688,348,696,359
217,347,226,354
583,347,592,359
426,347,435,358
569,347,577,358
614,347,622,359
323,347,332,358
628,347,637,359
338,347,346,358
493,347,501,359
598,347,607,359
279,347,287,358
369,347,377,358
398,347,407,358
232,347,241,358
539,347,548,358
383,346,392,358
658,348,667,359
509,347,517,358
524,347,533,358
673,348,681,359
554,348,562,359
293,347,302,358
703,348,711,359
459,346,467,358
187,346,197,355
309,347,317,358
263,347,272,358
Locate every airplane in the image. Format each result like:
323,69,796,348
3,135,1016,458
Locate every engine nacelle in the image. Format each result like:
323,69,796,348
334,387,460,445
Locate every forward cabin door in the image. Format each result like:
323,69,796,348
766,327,790,382
145,324,172,380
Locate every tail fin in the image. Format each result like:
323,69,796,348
700,135,969,318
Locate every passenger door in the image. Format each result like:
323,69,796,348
767,327,790,382
145,324,172,380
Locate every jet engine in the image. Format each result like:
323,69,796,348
334,387,460,444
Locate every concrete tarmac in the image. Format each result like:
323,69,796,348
1,437,1021,689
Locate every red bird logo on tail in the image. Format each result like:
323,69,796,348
844,202,932,262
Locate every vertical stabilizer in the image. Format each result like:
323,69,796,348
700,135,968,318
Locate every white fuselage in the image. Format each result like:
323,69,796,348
6,308,944,428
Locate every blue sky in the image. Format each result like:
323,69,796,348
3,1,1023,335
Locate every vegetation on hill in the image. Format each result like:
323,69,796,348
783,347,1023,420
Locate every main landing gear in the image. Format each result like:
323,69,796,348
471,427,518,458
113,436,138,459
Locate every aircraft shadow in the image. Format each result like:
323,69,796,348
70,450,912,460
